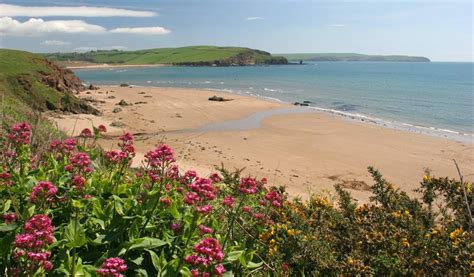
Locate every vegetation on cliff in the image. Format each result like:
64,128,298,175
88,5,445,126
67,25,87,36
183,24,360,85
281,53,430,62
43,46,288,66
0,121,471,276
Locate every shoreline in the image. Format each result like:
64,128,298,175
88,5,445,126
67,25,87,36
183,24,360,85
49,85,474,201
66,64,169,70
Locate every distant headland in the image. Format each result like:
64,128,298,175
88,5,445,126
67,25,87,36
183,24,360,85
42,46,288,67
280,53,431,62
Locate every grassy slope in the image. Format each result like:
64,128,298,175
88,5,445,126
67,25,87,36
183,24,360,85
280,53,430,62
0,49,96,143
44,46,287,65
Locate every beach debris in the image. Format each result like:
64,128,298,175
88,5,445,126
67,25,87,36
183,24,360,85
117,99,130,106
293,102,309,106
107,95,116,99
134,101,148,105
120,83,130,87
112,107,122,113
208,95,233,102
139,91,146,94
110,120,125,127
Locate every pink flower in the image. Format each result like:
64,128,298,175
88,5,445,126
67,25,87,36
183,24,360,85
214,264,226,276
29,181,57,204
14,215,55,272
98,124,107,133
209,173,221,183
198,224,213,234
264,191,282,208
145,144,175,167
238,177,258,194
3,213,17,224
118,132,135,157
180,170,198,185
8,122,31,145
105,150,127,163
69,152,92,169
84,194,92,199
185,238,224,272
61,138,77,153
196,204,212,215
64,165,73,172
72,175,86,190
171,222,182,234
253,213,265,220
222,196,235,207
159,197,172,207
189,178,215,200
96,257,127,276
184,192,201,205
79,128,93,138
242,206,251,214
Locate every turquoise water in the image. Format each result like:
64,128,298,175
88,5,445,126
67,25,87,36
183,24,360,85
75,62,473,141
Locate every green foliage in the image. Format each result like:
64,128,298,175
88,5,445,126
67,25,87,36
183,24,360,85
0,121,471,276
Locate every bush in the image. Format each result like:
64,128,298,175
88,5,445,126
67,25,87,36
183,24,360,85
0,121,471,276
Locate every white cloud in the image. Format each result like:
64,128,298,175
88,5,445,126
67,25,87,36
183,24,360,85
74,46,128,52
329,24,345,27
110,27,170,35
0,4,156,17
41,40,71,46
0,17,106,36
245,16,263,21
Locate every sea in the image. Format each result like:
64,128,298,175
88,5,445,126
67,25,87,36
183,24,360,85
74,62,474,142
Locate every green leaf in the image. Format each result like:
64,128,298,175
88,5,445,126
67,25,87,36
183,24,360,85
126,237,168,252
246,261,263,269
2,200,11,213
222,271,235,277
226,250,244,262
65,220,87,248
147,249,161,271
0,223,18,232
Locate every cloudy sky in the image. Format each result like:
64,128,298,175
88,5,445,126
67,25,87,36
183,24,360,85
0,0,472,61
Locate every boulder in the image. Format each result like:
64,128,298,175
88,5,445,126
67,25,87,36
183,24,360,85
208,95,233,102
112,107,122,113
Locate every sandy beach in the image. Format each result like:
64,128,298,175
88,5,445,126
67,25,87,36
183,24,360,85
50,85,474,202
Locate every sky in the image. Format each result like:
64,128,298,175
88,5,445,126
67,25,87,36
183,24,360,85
0,0,472,61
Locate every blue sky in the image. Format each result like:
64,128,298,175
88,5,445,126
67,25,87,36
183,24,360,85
0,0,472,61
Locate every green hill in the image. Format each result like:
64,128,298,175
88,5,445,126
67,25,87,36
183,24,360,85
0,49,98,143
280,53,430,62
43,46,288,66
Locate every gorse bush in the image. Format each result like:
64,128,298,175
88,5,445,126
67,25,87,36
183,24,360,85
0,121,472,276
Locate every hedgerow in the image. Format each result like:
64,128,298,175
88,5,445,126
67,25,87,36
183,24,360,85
0,121,472,276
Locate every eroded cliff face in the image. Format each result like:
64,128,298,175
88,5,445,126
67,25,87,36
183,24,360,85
9,57,99,115
39,59,86,93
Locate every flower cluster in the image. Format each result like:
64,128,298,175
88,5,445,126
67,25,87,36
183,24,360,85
183,177,216,214
238,177,258,194
96,257,127,276
185,238,225,276
145,144,175,167
14,215,55,272
3,213,17,224
8,122,31,146
97,124,107,133
50,138,77,154
79,128,93,138
105,133,135,164
29,181,57,204
264,190,282,208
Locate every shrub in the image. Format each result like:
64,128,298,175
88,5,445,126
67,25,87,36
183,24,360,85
0,121,471,276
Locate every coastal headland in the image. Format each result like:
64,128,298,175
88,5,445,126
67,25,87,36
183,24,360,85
49,85,474,202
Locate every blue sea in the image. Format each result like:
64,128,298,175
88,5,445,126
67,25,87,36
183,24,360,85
74,62,474,142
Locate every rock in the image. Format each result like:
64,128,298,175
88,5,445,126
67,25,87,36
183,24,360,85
107,96,116,99
144,95,152,98
112,107,122,113
208,95,233,102
86,91,91,94
117,99,130,106
120,83,129,87
138,91,146,94
134,101,148,105
110,121,125,127
88,84,99,90
303,100,312,104
293,102,309,106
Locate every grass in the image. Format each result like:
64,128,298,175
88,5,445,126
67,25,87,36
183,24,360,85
43,46,288,65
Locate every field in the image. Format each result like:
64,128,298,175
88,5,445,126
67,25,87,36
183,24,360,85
43,46,288,66
280,53,430,62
